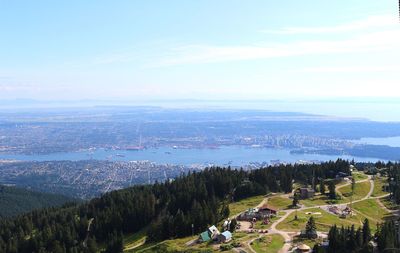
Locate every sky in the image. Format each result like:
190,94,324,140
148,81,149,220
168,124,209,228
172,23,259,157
0,0,399,101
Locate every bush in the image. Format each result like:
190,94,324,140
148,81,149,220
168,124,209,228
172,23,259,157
231,241,241,248
220,244,234,251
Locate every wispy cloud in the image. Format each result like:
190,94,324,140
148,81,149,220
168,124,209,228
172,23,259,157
153,29,400,66
299,65,400,73
262,14,397,34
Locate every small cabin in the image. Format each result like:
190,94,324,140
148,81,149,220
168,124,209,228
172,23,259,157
238,208,259,221
199,231,211,242
297,188,315,199
208,225,220,240
217,231,232,243
258,204,278,216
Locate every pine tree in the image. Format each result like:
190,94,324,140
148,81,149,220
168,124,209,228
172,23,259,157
328,181,336,199
220,203,230,219
362,219,371,245
319,179,325,195
229,219,237,233
292,193,299,207
347,225,356,251
355,227,362,248
305,216,316,239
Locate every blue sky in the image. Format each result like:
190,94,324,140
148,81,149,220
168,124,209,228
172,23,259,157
0,1,399,101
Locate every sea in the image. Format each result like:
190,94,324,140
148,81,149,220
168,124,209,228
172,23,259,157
0,145,387,166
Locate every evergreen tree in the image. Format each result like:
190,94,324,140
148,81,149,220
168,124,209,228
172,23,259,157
292,193,299,207
328,181,336,199
319,179,326,195
103,232,123,253
220,203,230,219
355,227,362,248
362,219,371,245
305,216,316,239
229,219,237,233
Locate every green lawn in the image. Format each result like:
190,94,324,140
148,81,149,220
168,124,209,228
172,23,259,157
292,236,323,249
301,194,333,207
230,195,265,216
352,172,368,182
338,181,371,201
380,196,399,211
352,199,390,224
276,208,365,232
254,215,281,230
299,180,372,208
371,177,388,197
124,228,147,251
250,234,285,253
267,196,292,210
130,235,216,253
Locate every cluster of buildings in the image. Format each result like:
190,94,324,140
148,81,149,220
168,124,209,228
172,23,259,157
296,188,315,199
198,225,232,244
326,205,353,218
237,204,277,221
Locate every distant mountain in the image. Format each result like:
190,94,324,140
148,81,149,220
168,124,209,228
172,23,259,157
0,185,78,217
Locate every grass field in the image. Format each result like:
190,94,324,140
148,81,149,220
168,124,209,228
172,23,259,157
292,236,323,249
352,199,390,223
130,235,216,253
254,215,281,230
371,177,388,197
276,208,365,232
380,196,399,211
124,228,147,251
338,181,371,201
352,172,368,182
230,195,265,216
267,196,292,210
301,194,333,207
250,234,285,253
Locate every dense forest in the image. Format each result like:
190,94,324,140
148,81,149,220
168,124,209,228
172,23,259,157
0,159,388,253
319,219,373,253
0,185,77,218
387,163,400,204
313,218,400,253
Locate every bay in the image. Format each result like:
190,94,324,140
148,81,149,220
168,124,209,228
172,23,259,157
0,146,383,166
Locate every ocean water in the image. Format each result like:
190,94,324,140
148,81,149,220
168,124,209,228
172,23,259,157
352,136,400,147
0,146,383,166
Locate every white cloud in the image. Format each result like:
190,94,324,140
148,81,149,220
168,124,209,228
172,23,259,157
262,14,397,34
299,65,400,73
154,29,400,66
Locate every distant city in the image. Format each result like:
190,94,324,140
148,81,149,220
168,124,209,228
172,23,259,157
1,107,399,199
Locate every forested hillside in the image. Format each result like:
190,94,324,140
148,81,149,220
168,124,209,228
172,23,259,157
0,185,76,218
0,160,356,253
